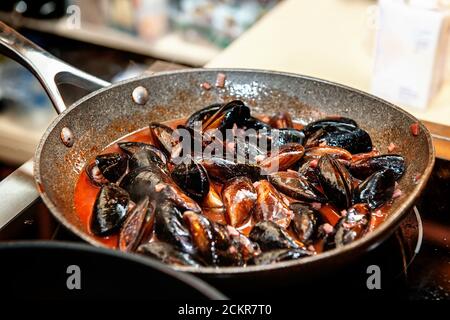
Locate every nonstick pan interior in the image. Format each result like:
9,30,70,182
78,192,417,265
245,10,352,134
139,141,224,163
34,69,434,276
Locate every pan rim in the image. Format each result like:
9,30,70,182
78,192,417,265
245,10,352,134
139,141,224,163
34,68,435,275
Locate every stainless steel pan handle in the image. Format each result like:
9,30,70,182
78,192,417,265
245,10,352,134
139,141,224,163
0,21,110,113
0,22,110,231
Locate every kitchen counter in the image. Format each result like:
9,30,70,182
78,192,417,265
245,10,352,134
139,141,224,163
207,0,450,129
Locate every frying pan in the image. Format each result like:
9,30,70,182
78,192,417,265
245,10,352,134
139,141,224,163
0,22,435,283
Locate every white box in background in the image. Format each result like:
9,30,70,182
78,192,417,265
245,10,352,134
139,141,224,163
372,0,450,110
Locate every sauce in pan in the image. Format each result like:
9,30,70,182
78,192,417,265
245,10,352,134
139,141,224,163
74,106,400,267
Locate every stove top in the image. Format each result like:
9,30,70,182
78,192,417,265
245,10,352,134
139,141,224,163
1,159,448,300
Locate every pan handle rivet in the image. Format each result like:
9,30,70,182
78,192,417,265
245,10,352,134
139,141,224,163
132,86,149,105
60,127,74,147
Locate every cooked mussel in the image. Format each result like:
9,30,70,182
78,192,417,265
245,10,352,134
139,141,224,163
334,203,370,247
249,221,299,251
253,180,294,229
202,100,251,132
185,103,223,129
183,211,217,264
171,160,210,202
269,171,327,203
137,242,201,267
119,198,154,252
317,155,353,209
250,248,312,265
91,184,130,236
222,177,257,227
303,117,358,137
94,152,128,183
201,157,262,182
259,143,305,173
354,169,395,209
118,141,167,172
149,122,182,158
320,128,373,154
154,200,194,254
120,164,200,213
289,202,322,243
349,154,405,180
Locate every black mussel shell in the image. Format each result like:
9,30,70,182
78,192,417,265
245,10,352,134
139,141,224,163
119,198,154,252
289,202,322,243
349,154,405,180
354,169,395,209
267,128,305,148
317,155,353,209
243,117,272,130
303,117,358,137
91,184,130,236
334,204,370,247
250,248,312,265
260,143,305,173
202,100,251,132
320,128,373,154
118,141,167,172
201,157,262,182
95,152,128,183
171,160,210,202
185,103,223,129
269,171,327,203
149,122,180,157
120,164,170,202
154,200,195,254
249,221,299,251
183,211,218,265
137,242,201,267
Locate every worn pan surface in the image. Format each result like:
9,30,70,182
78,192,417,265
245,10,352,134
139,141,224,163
0,23,434,280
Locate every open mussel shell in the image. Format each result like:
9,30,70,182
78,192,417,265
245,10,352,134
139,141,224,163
334,204,370,247
354,169,396,210
349,154,405,180
253,180,294,229
185,103,223,129
202,100,251,132
222,177,257,227
119,198,154,252
317,154,353,209
94,152,128,183
289,202,322,243
90,184,130,236
183,211,217,265
259,143,305,173
118,141,167,172
149,122,181,158
201,157,262,182
249,221,299,251
171,160,210,202
137,242,202,267
250,248,312,265
154,200,195,255
269,171,327,203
